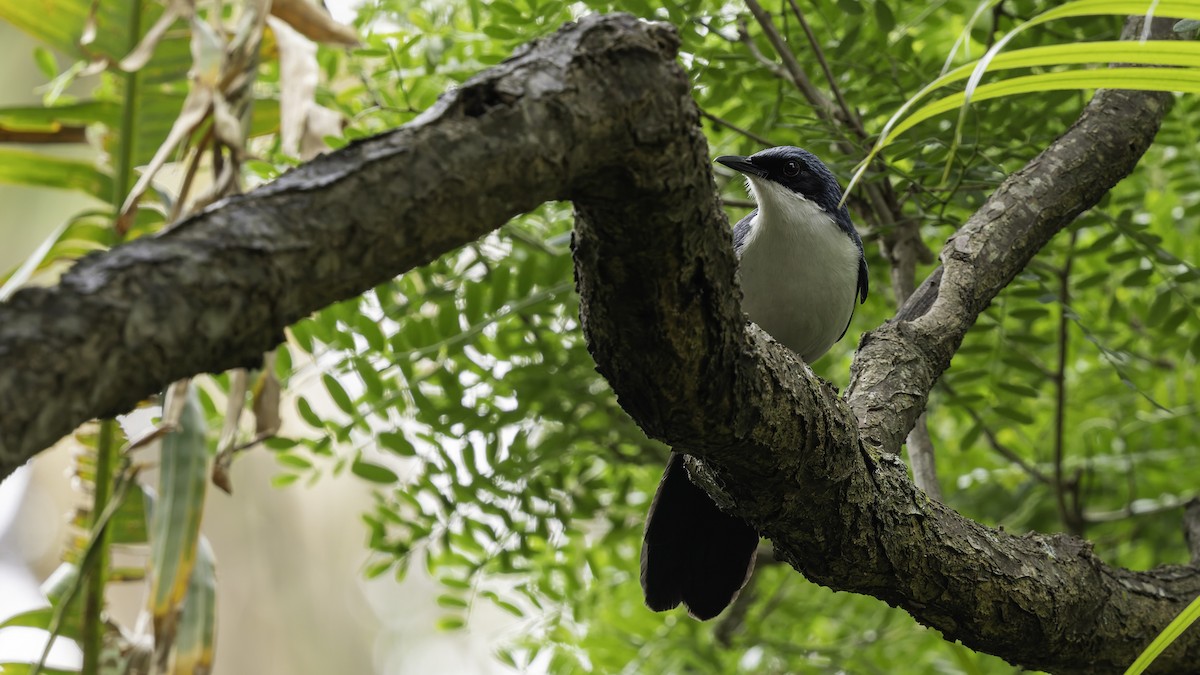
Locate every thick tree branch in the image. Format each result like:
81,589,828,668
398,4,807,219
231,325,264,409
0,15,688,474
0,13,1195,674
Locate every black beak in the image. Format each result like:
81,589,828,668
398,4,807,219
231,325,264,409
715,155,767,178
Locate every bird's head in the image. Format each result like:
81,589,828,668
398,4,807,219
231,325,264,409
715,146,845,218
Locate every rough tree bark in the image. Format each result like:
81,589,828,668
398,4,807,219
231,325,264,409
0,12,1194,674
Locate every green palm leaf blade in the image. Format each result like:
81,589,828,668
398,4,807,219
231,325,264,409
149,387,210,652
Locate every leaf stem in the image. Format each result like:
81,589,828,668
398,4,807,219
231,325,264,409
81,1,144,671
1054,229,1082,536
81,420,117,675
112,0,143,236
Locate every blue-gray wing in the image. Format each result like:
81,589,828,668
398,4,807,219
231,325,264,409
732,209,758,258
857,253,869,304
836,208,869,341
836,252,869,341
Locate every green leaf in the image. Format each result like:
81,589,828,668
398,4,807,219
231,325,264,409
379,431,417,457
439,576,472,590
1106,250,1141,264
351,458,399,484
993,406,1034,425
32,46,58,79
0,606,56,631
290,320,316,353
1077,230,1120,255
873,0,895,32
496,649,519,669
107,480,149,545
464,281,487,326
358,316,387,353
276,453,313,470
482,24,517,39
489,264,512,311
436,594,469,609
296,396,324,429
836,0,864,14
1123,268,1153,287
435,615,465,631
323,373,356,415
275,346,293,381
849,25,1200,192
0,0,125,59
1075,271,1110,291
515,255,539,298
960,422,983,450
1146,293,1172,327
149,387,209,644
354,357,386,400
436,302,460,338
997,382,1040,399
1010,307,1049,321
887,68,1200,146
0,148,113,200
1161,308,1189,334
365,559,393,579
173,537,217,673
493,598,524,617
271,473,301,487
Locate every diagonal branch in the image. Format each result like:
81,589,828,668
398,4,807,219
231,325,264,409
0,14,696,474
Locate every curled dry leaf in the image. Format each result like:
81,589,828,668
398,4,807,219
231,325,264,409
212,355,281,494
270,0,359,46
119,0,194,72
118,2,270,226
252,355,282,437
269,16,344,160
117,12,222,223
211,368,245,494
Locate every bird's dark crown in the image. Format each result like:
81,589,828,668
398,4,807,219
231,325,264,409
717,146,844,216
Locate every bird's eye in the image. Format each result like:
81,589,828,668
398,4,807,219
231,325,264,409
783,161,801,177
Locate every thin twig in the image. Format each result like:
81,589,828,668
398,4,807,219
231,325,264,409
1054,230,1083,535
905,413,942,500
785,0,867,140
735,17,791,82
700,109,775,147
1082,493,1197,525
943,383,1051,485
740,0,837,119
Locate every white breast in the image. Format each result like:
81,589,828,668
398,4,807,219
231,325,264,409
737,178,860,363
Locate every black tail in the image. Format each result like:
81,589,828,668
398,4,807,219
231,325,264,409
640,453,760,620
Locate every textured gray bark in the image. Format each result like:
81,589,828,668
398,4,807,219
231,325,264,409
0,12,1195,674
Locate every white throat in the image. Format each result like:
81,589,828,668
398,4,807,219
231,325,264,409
737,177,860,363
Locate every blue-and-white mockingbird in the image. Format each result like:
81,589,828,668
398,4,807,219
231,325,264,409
640,146,869,620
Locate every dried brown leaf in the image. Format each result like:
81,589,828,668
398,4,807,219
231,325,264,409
269,16,344,159
270,0,359,46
